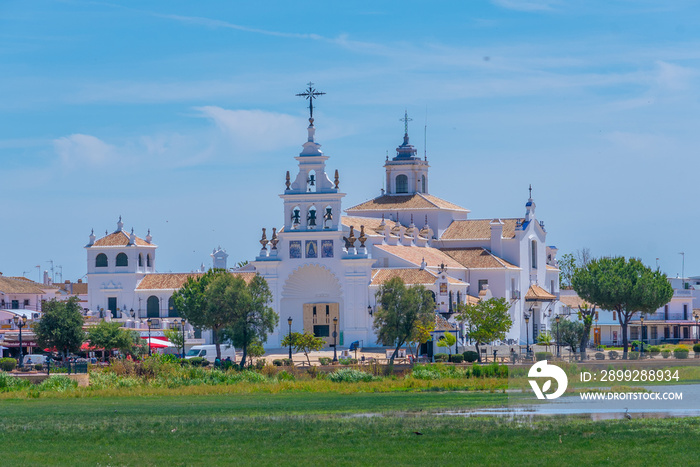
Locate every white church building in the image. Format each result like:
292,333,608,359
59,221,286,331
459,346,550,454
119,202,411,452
251,102,562,350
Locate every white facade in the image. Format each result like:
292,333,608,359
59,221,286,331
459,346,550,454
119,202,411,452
251,113,562,349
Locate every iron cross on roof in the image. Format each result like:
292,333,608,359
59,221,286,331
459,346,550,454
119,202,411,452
296,82,325,122
400,109,412,135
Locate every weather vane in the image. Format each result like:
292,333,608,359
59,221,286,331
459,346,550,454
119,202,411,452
400,109,412,135
296,82,325,124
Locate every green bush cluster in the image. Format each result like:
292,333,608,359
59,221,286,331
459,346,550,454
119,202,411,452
272,358,293,366
434,353,448,362
338,358,359,365
410,363,508,380
608,351,619,360
693,343,700,353
327,368,376,383
662,350,672,358
449,354,464,363
628,351,640,360
0,358,17,372
594,352,605,360
463,351,478,363
674,346,689,359
318,357,332,365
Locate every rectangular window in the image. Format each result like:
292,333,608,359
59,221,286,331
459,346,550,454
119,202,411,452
531,240,537,269
683,304,689,320
631,327,639,340
23,299,30,306
595,311,599,320
651,326,658,340
11,300,19,309
478,280,488,291
550,280,555,294
313,325,330,337
674,326,680,339
612,311,616,321
108,297,118,319
511,278,516,295
664,327,670,339
664,304,669,320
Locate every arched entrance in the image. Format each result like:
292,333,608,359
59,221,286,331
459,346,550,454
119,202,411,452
147,296,160,318
281,264,343,347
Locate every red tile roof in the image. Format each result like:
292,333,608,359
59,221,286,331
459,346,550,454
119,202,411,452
136,272,256,290
441,219,523,240
374,244,464,269
347,193,467,212
92,230,151,247
441,248,519,269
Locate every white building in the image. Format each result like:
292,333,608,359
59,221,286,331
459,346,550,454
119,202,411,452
251,109,562,349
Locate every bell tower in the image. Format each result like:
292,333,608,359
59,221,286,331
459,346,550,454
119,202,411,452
384,110,430,195
280,83,344,233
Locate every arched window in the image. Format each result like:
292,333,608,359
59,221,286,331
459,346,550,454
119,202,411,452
147,254,152,268
422,175,426,193
531,240,538,269
95,253,108,268
291,205,301,227
138,254,143,267
168,296,179,317
323,205,333,229
307,170,317,192
147,296,159,318
396,174,408,193
116,252,128,267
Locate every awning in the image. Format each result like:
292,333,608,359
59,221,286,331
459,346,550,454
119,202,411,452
80,342,103,351
143,337,175,349
525,285,556,302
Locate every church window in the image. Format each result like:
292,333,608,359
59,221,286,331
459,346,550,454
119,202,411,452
138,254,143,267
116,253,128,267
531,240,538,269
147,296,159,318
96,253,108,268
396,174,408,193
147,254,152,267
421,175,426,193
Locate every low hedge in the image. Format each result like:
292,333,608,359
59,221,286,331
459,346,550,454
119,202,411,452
318,357,332,365
463,351,479,363
434,353,448,362
693,343,700,353
662,350,672,359
0,358,17,372
594,352,605,360
449,354,464,364
608,351,619,360
535,352,553,361
627,351,640,360
674,349,689,359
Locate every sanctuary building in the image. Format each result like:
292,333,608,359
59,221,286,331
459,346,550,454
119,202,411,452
251,107,562,350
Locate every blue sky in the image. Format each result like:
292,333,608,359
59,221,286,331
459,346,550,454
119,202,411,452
2,0,700,282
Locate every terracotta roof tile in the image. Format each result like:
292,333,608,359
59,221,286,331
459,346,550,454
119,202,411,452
371,268,431,286
525,285,556,301
0,276,48,294
92,230,151,247
346,193,467,212
434,314,457,331
559,293,586,308
441,219,523,240
136,272,256,290
374,244,464,269
441,248,519,269
340,216,387,235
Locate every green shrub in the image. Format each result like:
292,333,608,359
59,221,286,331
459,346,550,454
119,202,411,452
272,359,284,366
535,352,553,361
471,362,482,378
693,343,700,353
0,372,32,391
38,376,78,392
674,348,689,359
187,357,208,367
411,367,442,380
318,357,332,365
627,351,639,360
594,352,605,360
35,363,43,371
276,370,295,382
649,345,661,353
463,351,478,363
339,358,358,365
434,353,448,362
254,359,265,370
662,350,672,359
0,358,17,372
327,368,375,383
608,351,619,360
449,354,464,363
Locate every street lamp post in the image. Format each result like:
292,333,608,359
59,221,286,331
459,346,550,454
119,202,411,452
146,318,153,357
640,316,644,358
332,317,338,363
555,315,560,358
287,317,293,360
524,313,531,357
13,315,27,368
180,319,186,358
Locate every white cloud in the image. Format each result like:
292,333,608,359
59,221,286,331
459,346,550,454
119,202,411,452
53,134,114,168
194,107,307,153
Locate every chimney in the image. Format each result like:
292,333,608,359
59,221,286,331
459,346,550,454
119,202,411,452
490,219,504,258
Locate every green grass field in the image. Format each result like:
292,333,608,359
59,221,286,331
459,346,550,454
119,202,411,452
2,391,699,466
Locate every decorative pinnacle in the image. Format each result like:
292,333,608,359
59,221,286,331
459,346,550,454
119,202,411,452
296,82,325,125
529,184,532,199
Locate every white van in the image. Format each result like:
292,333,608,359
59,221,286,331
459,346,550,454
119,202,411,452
24,354,50,365
185,344,236,363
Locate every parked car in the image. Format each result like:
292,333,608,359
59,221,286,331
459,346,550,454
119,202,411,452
185,344,236,363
